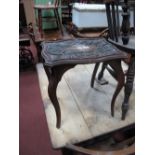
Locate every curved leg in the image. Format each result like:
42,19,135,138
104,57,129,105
44,64,75,128
122,56,135,120
108,60,125,117
90,63,100,88
96,62,109,85
98,62,106,80
48,76,61,128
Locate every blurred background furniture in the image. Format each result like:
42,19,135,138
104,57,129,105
72,3,106,29
19,1,35,71
19,0,27,29
19,26,35,71
91,0,135,120
34,0,63,38
61,0,72,24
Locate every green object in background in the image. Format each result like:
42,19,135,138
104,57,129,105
34,0,62,30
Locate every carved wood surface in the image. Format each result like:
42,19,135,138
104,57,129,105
41,38,127,67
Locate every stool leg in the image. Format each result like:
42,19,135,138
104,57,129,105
90,63,100,88
98,62,106,80
48,76,61,128
97,62,109,85
109,60,125,117
44,65,75,128
122,56,135,120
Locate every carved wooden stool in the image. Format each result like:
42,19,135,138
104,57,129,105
41,38,127,128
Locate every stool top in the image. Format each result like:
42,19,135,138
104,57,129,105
41,38,127,67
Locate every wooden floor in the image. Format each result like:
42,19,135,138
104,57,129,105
36,25,106,41
36,62,135,149
42,27,73,41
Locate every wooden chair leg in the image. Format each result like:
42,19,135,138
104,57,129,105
54,9,59,29
55,9,63,35
122,56,135,120
38,9,43,38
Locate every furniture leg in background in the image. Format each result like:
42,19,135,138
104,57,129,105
34,1,64,39
122,56,135,120
90,0,135,120
91,60,125,118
